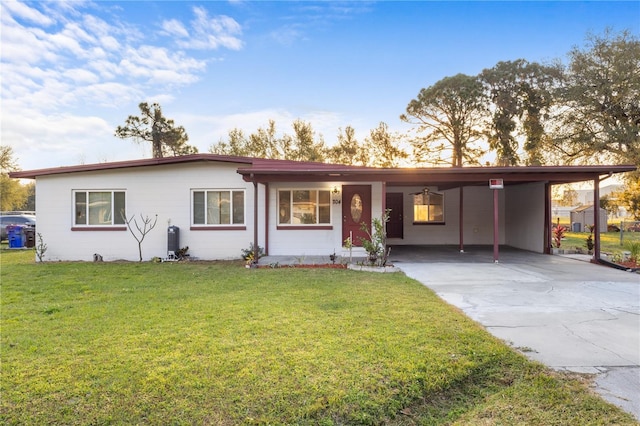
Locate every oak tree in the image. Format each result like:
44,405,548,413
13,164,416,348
480,60,561,166
553,30,640,166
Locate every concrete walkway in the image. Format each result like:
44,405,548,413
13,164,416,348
390,246,640,420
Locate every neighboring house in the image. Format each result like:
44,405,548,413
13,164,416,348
10,154,635,262
570,205,608,233
574,184,622,206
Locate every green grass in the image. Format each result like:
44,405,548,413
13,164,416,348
1,248,637,425
560,231,640,255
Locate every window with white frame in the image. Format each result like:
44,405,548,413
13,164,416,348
413,190,444,223
74,190,126,226
278,189,331,225
192,190,245,225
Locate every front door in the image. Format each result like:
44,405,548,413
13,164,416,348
342,185,371,246
386,192,404,239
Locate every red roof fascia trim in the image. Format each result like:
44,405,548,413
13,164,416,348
9,154,256,179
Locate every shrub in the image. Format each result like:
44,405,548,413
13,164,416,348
552,225,567,248
624,241,640,263
241,242,264,263
359,210,390,266
585,230,594,253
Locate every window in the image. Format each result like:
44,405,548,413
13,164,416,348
74,190,126,226
278,190,331,225
413,190,444,223
192,190,245,225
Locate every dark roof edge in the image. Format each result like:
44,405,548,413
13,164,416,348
8,154,256,179
237,164,637,175
9,153,636,180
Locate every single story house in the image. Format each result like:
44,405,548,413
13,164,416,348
10,154,635,263
570,205,608,233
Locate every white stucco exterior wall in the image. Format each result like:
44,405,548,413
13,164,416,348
34,162,259,262
505,182,546,253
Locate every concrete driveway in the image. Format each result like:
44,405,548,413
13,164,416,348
390,246,640,420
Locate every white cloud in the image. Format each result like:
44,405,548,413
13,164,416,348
0,16,59,64
161,19,189,38
118,45,205,84
1,0,54,26
1,1,208,113
87,59,120,80
72,82,145,107
0,1,247,170
63,68,100,84
0,109,131,169
269,25,304,46
99,35,120,51
170,6,244,50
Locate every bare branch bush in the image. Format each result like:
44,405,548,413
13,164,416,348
121,212,158,262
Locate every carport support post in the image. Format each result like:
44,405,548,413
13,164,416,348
593,178,600,261
459,187,464,253
493,188,499,263
253,177,259,265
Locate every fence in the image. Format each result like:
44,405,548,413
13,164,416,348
619,221,640,246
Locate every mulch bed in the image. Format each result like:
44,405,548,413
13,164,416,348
254,263,347,269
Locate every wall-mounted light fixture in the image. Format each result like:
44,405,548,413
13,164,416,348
332,186,341,204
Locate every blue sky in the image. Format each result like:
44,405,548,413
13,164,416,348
2,1,639,171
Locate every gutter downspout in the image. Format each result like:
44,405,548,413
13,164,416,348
252,175,259,266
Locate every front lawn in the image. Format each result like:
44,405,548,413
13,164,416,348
1,249,636,425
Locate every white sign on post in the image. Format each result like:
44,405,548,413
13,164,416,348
489,178,504,189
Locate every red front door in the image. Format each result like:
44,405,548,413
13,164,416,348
342,185,371,246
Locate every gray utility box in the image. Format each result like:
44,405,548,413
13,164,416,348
168,226,180,253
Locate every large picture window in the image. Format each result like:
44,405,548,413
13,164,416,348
193,190,245,225
74,190,126,226
278,189,331,225
413,190,444,223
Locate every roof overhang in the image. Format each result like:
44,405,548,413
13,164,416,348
9,154,254,179
238,164,637,188
9,153,636,189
